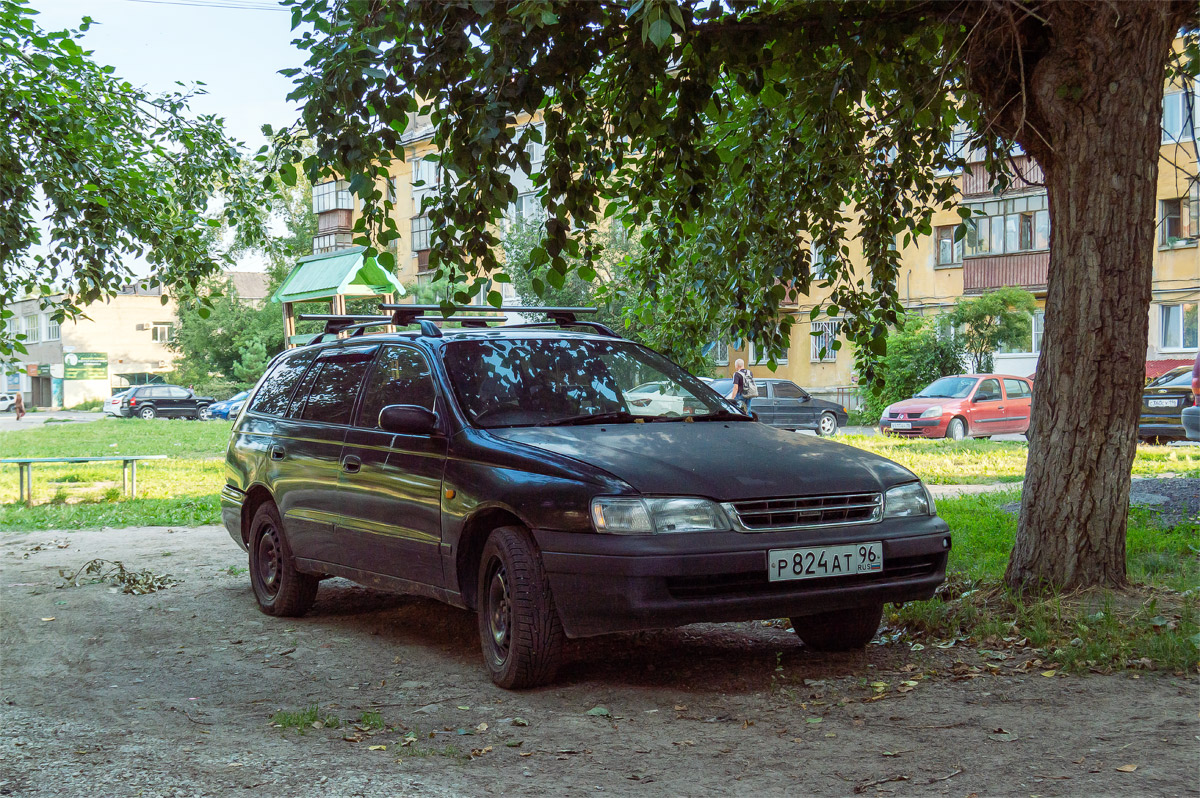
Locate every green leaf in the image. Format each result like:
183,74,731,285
647,18,673,49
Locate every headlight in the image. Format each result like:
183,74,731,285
919,405,943,419
591,497,731,534
884,483,932,518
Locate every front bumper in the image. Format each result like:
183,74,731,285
533,516,950,638
879,418,946,438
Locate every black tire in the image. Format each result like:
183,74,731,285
945,417,966,441
197,405,212,421
477,525,565,689
248,502,318,617
817,412,838,437
791,604,884,652
139,405,157,420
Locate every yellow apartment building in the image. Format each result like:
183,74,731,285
308,84,1197,406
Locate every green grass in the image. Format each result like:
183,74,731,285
272,704,341,733
891,492,1199,672
837,434,1200,484
0,417,231,459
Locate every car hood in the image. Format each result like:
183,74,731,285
887,398,962,415
489,422,917,500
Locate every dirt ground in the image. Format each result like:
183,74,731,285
1,525,1196,798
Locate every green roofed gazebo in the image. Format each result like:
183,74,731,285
272,246,406,347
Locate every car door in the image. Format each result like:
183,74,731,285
170,386,197,417
1002,378,1032,434
274,345,375,566
772,380,815,429
750,380,775,424
336,344,448,586
968,378,1005,434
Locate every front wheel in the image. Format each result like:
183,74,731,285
817,412,838,437
945,417,966,441
248,502,318,617
197,405,212,421
477,526,565,689
791,604,884,651
139,405,156,420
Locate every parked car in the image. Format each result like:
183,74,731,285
0,392,16,412
1138,365,1197,442
1183,353,1200,442
625,381,706,416
209,390,250,420
223,315,949,688
119,385,214,420
104,390,129,417
708,378,848,436
879,374,1033,440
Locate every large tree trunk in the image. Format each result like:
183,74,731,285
972,3,1188,590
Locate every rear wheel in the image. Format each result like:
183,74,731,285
139,405,156,420
477,526,564,689
248,502,318,617
791,604,884,651
817,412,838,437
945,417,966,441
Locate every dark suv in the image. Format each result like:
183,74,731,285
222,307,950,688
120,384,214,420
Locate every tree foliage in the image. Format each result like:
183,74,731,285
862,317,965,422
0,0,276,357
951,288,1037,373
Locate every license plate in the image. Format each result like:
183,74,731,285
768,542,884,582
891,421,912,429
1147,398,1177,408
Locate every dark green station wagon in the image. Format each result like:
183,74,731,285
222,306,950,688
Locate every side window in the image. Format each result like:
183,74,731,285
772,381,807,399
146,387,166,399
976,378,1001,402
300,356,373,425
168,387,190,399
357,346,437,428
251,350,317,416
1003,378,1030,399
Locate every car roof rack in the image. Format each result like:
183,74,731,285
377,304,621,339
297,314,396,343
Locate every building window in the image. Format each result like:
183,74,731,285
511,192,542,222
45,315,60,341
22,315,39,344
709,340,729,366
386,176,397,204
998,309,1044,354
312,180,354,213
151,322,174,344
810,320,839,363
411,215,431,253
312,232,353,254
935,225,963,266
1161,303,1198,350
810,242,833,279
1160,191,1198,246
748,341,787,366
962,194,1050,256
1161,88,1197,144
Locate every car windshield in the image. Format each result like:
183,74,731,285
1145,368,1191,388
916,377,978,399
442,337,741,428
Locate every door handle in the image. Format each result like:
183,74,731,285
269,444,286,460
341,455,362,474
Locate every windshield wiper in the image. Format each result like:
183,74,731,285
540,410,640,427
692,409,753,421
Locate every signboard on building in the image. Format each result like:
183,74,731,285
25,363,40,377
5,371,19,390
63,352,108,380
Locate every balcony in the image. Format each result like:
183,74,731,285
962,251,1049,294
960,155,1044,199
317,209,353,234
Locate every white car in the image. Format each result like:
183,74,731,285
0,392,15,412
626,381,693,416
104,391,129,417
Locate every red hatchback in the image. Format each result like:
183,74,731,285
879,374,1033,440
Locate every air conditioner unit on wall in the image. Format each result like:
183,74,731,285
135,323,146,331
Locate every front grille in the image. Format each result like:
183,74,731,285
665,554,941,600
728,492,881,531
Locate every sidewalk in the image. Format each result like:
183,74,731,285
928,482,1023,498
0,410,104,433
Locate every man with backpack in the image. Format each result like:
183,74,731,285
727,358,757,414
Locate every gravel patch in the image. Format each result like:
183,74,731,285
1001,477,1200,528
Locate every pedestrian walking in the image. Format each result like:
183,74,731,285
726,358,758,414
13,391,25,421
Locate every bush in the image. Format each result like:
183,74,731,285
67,398,104,411
861,316,965,421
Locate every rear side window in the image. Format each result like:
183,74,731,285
250,350,317,416
772,381,807,399
298,350,375,426
1003,379,1030,399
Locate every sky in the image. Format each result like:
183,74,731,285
36,0,305,149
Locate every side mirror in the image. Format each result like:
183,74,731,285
379,404,439,435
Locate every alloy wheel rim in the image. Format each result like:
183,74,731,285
821,415,835,435
256,525,281,598
486,560,511,664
